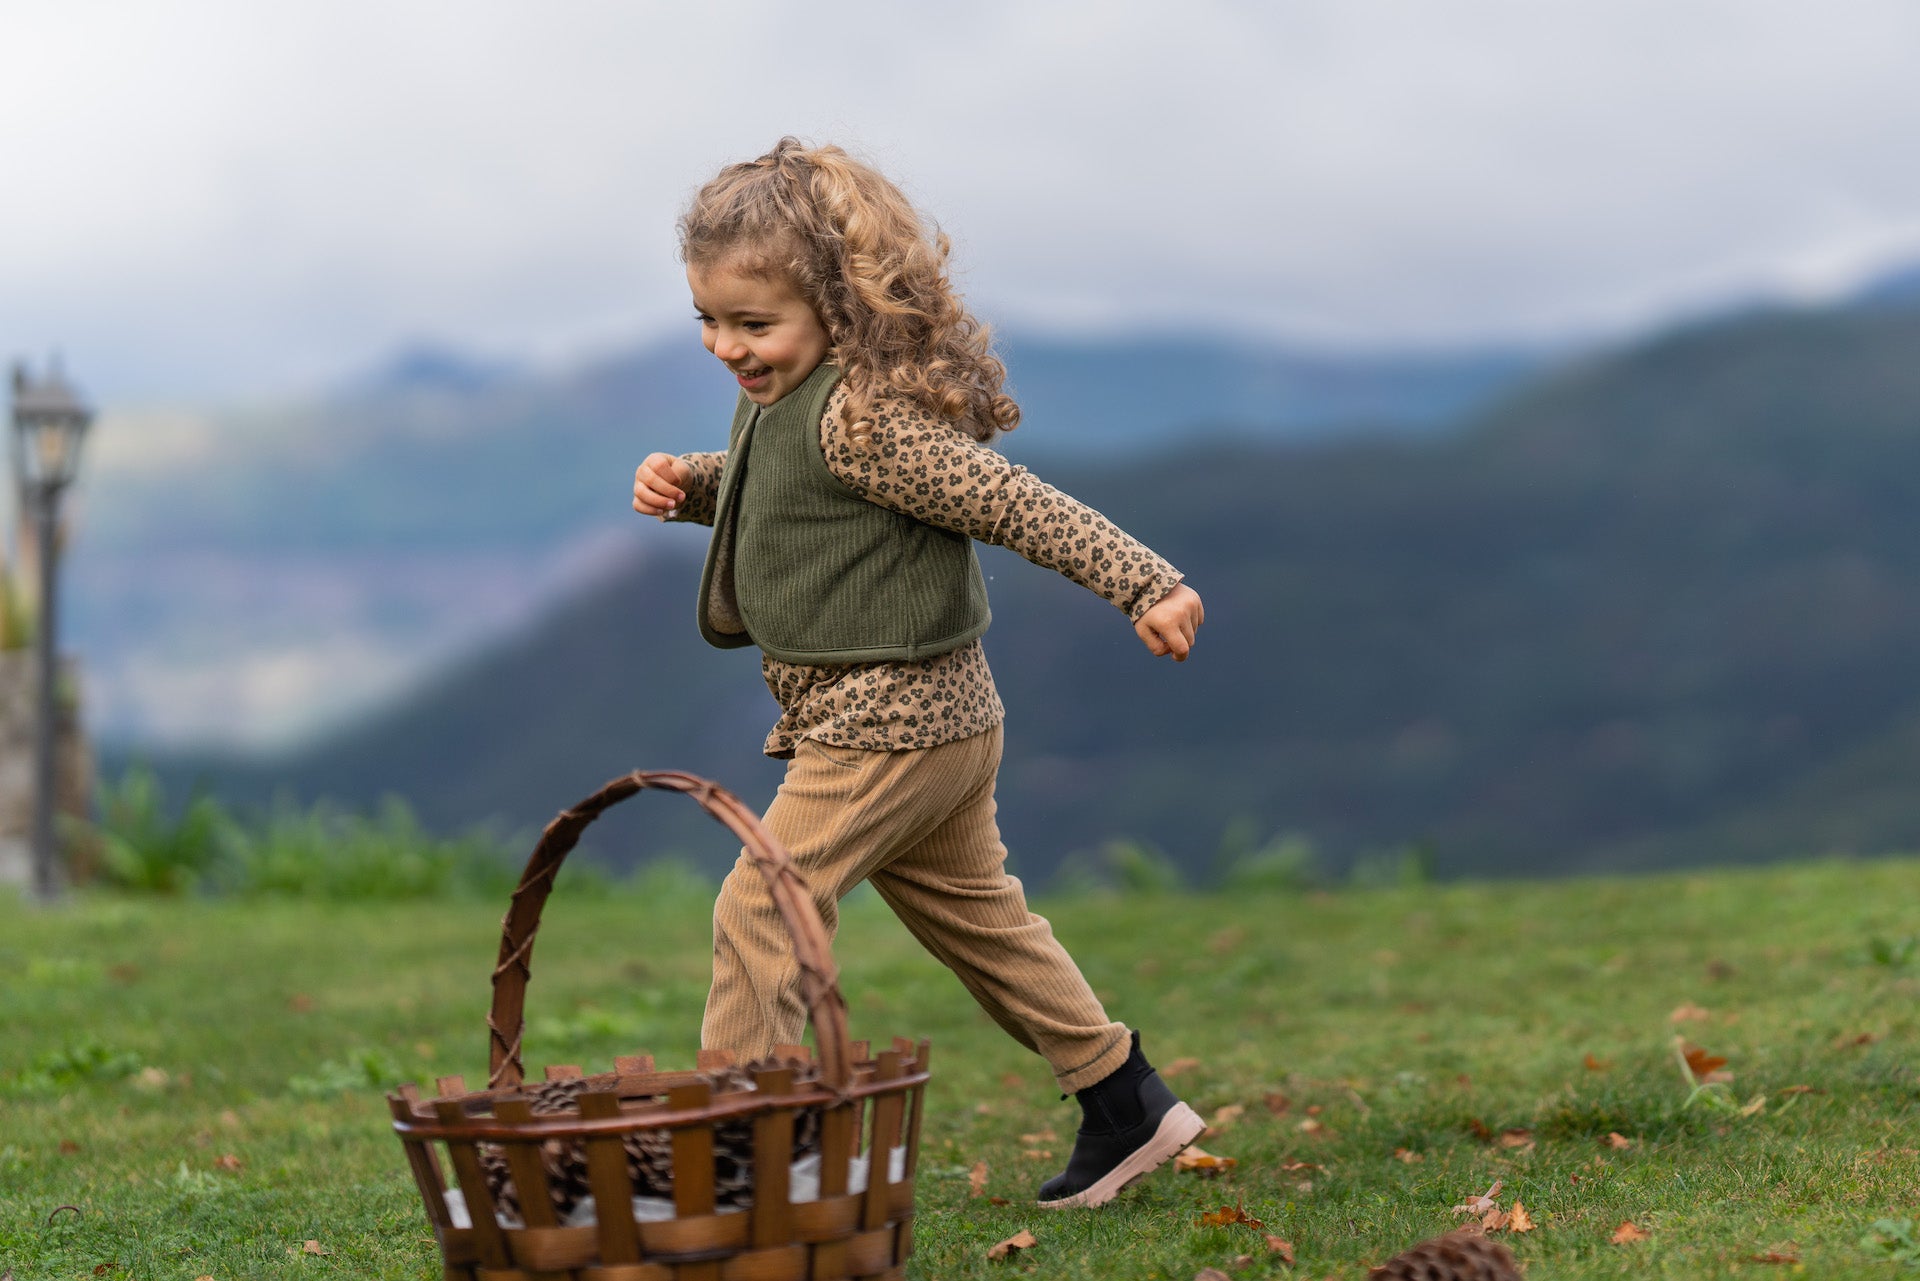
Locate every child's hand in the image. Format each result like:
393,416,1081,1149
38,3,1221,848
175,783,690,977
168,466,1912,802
633,453,691,519
1135,584,1204,661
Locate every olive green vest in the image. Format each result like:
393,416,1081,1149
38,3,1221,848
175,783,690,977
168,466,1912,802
697,362,992,663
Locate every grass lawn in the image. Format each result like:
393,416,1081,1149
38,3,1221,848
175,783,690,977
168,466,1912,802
2,857,1918,1279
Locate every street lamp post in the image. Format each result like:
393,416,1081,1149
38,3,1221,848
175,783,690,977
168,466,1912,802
10,361,93,904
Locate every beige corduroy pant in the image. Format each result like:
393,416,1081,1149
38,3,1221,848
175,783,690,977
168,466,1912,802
702,726,1131,1093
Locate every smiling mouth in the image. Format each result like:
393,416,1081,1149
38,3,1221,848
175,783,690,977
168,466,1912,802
732,365,771,382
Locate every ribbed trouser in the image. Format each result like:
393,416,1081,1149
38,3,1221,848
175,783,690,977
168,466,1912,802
702,725,1131,1093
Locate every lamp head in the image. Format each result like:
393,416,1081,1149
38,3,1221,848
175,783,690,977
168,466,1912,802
10,359,93,493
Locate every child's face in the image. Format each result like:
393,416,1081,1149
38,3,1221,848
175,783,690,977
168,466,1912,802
687,260,831,406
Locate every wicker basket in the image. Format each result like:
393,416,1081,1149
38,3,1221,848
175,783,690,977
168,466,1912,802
388,770,931,1281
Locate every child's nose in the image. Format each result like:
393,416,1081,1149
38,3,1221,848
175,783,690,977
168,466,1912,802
712,330,749,363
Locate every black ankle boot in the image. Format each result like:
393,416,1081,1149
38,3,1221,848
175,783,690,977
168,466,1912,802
1036,1031,1204,1209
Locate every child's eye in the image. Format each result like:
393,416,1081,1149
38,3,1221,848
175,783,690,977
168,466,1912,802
744,321,770,333
694,312,715,325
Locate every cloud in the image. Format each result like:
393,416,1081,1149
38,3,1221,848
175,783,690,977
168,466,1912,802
3,0,1919,399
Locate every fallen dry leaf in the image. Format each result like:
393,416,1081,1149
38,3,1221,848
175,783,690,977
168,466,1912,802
213,1153,243,1172
986,1230,1037,1261
969,1161,988,1197
1174,1146,1238,1176
1163,1057,1203,1078
1669,1002,1712,1023
1465,1116,1495,1142
131,1067,171,1091
1264,1236,1295,1263
1019,1129,1057,1144
1392,1147,1423,1163
1610,1221,1650,1245
1508,1201,1536,1233
1231,1255,1253,1269
1297,1118,1323,1135
1022,1149,1054,1160
1738,1094,1768,1118
288,993,315,1013
59,1140,80,1155
1832,1031,1881,1049
999,1072,1023,1089
301,1240,330,1256
1452,1180,1504,1217
1583,1053,1612,1071
1480,1207,1510,1231
1603,1132,1634,1150
1263,1091,1292,1115
1204,1104,1245,1136
1496,1128,1535,1151
1777,1084,1822,1096
1196,1202,1266,1231
1207,925,1247,955
1194,1269,1234,1281
92,1267,118,1277
1682,1044,1729,1080
1750,1250,1800,1264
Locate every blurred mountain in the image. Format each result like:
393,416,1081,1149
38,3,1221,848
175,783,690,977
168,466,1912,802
134,301,1920,882
70,330,1548,746
1851,261,1920,311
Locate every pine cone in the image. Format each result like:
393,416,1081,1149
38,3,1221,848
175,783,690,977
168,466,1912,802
480,1076,599,1223
1367,1227,1523,1281
706,1060,825,1210
480,1058,826,1222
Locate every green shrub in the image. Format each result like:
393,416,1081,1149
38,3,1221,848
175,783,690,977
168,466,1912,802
1349,842,1434,888
1051,838,1184,895
285,1047,413,1099
1220,831,1321,892
624,856,714,906
220,795,516,900
89,766,236,894
0,1040,144,1096
80,771,517,900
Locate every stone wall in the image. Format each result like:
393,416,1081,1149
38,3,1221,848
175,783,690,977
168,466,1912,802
0,651,95,890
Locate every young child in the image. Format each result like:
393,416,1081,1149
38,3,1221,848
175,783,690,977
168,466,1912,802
631,138,1207,1209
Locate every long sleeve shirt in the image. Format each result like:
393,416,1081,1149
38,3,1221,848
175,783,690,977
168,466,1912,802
672,382,1183,756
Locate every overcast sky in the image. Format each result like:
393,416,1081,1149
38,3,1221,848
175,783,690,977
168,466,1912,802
4,0,1919,403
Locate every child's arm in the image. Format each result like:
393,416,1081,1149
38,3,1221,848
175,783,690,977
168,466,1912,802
822,401,1201,658
633,450,725,525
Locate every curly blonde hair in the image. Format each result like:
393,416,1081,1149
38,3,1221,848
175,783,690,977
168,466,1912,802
678,138,1019,442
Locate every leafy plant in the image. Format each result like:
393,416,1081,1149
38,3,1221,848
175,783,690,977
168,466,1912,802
1861,1218,1920,1269
1105,839,1183,894
0,1040,144,1096
1049,838,1184,895
218,795,515,900
1349,843,1434,889
286,1047,411,1099
1220,831,1321,892
88,766,236,894
1867,934,1916,968
625,856,715,907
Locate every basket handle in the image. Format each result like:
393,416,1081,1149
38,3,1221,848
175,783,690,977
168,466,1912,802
486,770,853,1092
